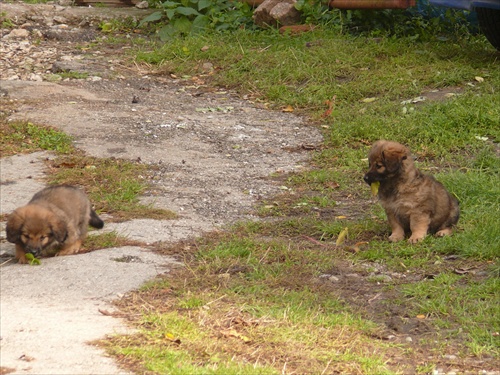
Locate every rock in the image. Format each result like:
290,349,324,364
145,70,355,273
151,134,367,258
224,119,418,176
201,62,214,73
4,28,30,39
28,73,43,81
253,0,301,28
135,1,149,9
269,2,300,26
53,16,69,24
52,60,86,73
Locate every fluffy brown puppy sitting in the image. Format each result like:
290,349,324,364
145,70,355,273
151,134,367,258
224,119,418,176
6,185,104,264
364,140,459,243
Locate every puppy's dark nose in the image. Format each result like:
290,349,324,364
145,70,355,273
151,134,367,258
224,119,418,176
363,175,370,183
26,248,41,257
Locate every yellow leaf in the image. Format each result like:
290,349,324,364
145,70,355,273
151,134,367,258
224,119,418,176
361,97,377,103
370,181,380,196
282,105,294,112
475,76,484,83
336,227,348,246
416,314,426,319
221,329,251,343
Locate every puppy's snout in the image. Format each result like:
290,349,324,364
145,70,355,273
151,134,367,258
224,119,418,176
26,247,41,257
363,174,372,185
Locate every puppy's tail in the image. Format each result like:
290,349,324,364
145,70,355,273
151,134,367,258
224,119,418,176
89,209,104,229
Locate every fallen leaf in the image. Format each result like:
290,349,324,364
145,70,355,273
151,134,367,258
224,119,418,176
475,76,484,83
282,105,294,112
351,241,368,252
416,314,426,319
321,95,336,118
336,227,348,246
326,181,340,189
361,97,377,103
164,333,181,344
220,329,251,343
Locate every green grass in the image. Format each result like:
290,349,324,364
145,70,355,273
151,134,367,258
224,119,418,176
3,14,496,374
0,121,74,156
47,154,177,221
100,25,500,374
402,273,499,356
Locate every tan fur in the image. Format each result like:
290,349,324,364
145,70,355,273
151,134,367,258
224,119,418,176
6,185,104,264
364,140,459,243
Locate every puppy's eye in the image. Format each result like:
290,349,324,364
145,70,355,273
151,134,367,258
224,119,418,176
376,163,383,169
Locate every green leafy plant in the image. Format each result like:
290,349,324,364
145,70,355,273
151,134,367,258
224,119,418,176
139,0,255,39
25,253,41,266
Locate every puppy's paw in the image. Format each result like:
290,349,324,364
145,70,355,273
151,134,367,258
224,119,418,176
388,233,405,242
15,247,28,264
408,235,425,244
435,228,453,237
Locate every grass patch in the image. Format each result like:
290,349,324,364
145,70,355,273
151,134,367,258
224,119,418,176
96,23,500,374
104,233,398,375
11,16,494,374
0,121,73,156
46,153,177,221
83,231,144,252
0,118,176,222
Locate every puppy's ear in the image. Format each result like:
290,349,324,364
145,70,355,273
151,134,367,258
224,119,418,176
49,217,68,243
6,210,25,243
382,145,408,173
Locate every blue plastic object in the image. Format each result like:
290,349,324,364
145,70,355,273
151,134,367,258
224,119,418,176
428,0,500,10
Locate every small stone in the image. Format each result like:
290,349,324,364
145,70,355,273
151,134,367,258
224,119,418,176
405,336,413,342
345,273,360,278
443,354,457,360
5,29,30,39
28,73,43,82
328,275,340,282
53,16,68,24
201,62,214,73
135,1,149,8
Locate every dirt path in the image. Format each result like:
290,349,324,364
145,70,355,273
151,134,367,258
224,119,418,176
0,3,321,374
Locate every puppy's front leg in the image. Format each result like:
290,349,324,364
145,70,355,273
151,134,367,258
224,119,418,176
408,215,431,244
56,240,82,256
386,211,405,242
15,245,28,264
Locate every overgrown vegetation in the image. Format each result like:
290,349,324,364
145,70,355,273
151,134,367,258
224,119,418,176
4,2,499,373
87,4,500,373
137,0,475,42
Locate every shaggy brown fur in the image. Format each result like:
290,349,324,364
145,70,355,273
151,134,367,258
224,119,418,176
364,140,459,243
6,185,104,264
